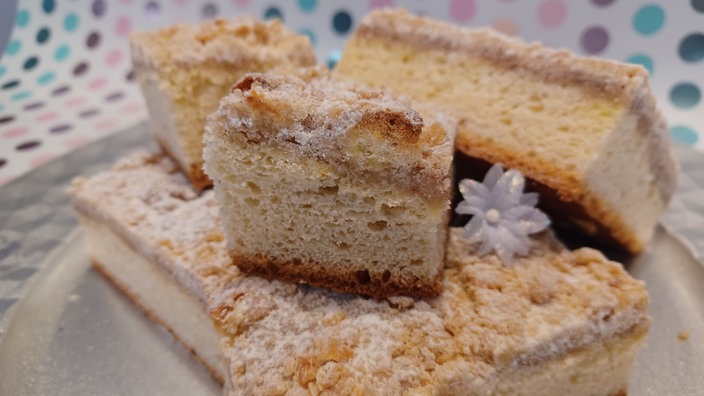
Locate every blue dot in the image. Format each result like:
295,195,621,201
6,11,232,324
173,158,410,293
36,27,51,44
332,11,353,35
693,0,704,12
633,5,665,36
671,125,699,146
327,48,341,69
6,40,21,56
626,54,654,74
23,56,39,71
16,9,30,27
11,91,32,101
670,83,701,109
679,33,704,63
37,71,55,85
54,44,70,61
264,7,283,21
64,13,79,32
43,0,56,14
298,0,317,12
299,28,316,47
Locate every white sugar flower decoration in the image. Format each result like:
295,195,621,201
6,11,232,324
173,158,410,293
456,164,550,264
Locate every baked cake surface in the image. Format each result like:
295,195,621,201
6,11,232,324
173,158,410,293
130,17,316,189
69,152,240,382
211,227,649,396
203,68,456,298
70,151,649,395
336,9,677,254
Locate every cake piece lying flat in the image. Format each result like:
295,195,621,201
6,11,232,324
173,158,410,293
70,151,649,395
204,68,456,298
212,231,649,396
69,152,239,383
130,17,316,189
336,9,677,254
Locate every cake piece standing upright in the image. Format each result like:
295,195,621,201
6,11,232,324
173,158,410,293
204,68,456,298
130,17,316,189
336,9,677,254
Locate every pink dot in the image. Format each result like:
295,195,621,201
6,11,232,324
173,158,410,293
65,136,93,149
122,102,145,115
2,127,29,139
233,0,250,7
36,112,59,122
65,97,85,108
96,119,119,132
116,16,132,37
370,0,394,9
174,0,189,4
449,0,476,23
31,153,55,167
537,0,567,28
89,77,108,91
106,49,124,67
0,175,14,186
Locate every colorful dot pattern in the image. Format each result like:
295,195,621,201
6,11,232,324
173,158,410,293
0,0,703,186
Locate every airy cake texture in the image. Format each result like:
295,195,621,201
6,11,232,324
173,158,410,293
336,9,677,254
203,68,456,298
69,152,240,383
70,151,649,395
130,17,316,189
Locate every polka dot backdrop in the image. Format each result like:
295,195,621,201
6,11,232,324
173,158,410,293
0,0,702,186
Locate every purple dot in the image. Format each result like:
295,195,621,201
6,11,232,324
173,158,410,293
49,124,72,134
79,108,100,118
591,0,616,6
202,3,218,18
92,0,107,17
0,115,15,125
0,158,6,168
105,91,124,102
73,62,89,76
24,101,46,111
125,69,135,82
581,26,609,54
52,85,71,96
16,140,41,151
86,31,101,49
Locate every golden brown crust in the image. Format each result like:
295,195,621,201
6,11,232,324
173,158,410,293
91,259,224,385
153,134,212,191
233,253,443,299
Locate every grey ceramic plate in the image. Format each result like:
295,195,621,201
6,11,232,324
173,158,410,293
0,124,702,395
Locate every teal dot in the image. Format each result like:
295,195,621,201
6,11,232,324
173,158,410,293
671,125,699,146
37,71,56,85
6,39,21,56
11,91,32,101
0,65,5,78
64,13,79,32
298,0,317,12
264,7,283,21
626,54,654,75
633,4,665,36
670,82,701,109
16,9,30,27
54,44,70,61
298,28,316,47
327,49,341,69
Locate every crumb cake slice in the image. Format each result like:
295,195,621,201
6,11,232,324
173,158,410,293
336,9,677,254
130,17,316,189
203,68,456,298
211,227,650,396
68,152,240,383
70,151,649,395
